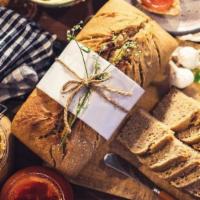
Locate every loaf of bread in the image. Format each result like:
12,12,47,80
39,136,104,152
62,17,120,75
0,0,9,6
118,109,200,199
12,0,177,178
77,0,178,88
153,88,200,132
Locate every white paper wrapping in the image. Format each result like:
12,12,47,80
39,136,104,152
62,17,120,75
37,40,144,140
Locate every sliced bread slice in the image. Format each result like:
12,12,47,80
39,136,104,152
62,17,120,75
158,156,200,180
153,88,200,132
118,109,174,155
185,180,200,198
171,165,200,188
138,139,190,172
177,125,200,145
193,143,200,152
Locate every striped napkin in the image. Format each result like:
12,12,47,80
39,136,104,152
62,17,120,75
0,7,56,102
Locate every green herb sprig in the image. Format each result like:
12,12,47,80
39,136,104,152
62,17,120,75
194,69,200,83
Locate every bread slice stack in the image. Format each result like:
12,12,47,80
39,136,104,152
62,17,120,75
153,88,200,132
118,91,200,199
153,89,200,198
153,88,200,152
177,126,200,152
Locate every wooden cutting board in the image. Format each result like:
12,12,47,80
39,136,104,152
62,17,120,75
71,80,200,200
70,41,200,200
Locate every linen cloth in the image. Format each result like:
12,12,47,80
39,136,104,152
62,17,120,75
0,7,56,102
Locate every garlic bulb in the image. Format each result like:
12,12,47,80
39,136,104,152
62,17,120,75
173,47,200,69
169,61,194,89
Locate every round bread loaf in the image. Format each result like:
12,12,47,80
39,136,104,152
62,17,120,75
0,0,9,6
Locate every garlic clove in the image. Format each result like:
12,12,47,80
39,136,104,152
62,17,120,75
170,61,194,89
174,47,200,69
172,47,182,57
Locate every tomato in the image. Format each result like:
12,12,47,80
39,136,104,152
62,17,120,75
0,166,74,200
141,0,174,12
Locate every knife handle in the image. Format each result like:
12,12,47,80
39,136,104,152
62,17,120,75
158,191,176,200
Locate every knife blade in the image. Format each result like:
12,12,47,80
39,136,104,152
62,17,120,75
104,153,176,200
0,104,7,119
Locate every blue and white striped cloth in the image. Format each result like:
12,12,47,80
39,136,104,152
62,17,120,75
0,7,56,102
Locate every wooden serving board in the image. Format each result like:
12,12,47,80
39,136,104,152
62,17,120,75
71,73,200,200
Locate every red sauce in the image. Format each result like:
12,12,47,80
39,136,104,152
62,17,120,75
0,167,73,200
141,0,174,12
9,176,62,200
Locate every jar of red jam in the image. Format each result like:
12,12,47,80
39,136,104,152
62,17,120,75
0,166,73,200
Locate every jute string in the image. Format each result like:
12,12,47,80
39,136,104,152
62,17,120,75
56,58,132,137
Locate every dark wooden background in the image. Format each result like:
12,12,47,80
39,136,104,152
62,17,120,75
6,0,125,199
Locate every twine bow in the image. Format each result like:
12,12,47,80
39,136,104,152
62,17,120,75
56,58,132,141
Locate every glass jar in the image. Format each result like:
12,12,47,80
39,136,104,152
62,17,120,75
0,116,12,184
0,166,74,200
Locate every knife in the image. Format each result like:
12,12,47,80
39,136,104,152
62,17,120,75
104,153,176,200
0,104,7,119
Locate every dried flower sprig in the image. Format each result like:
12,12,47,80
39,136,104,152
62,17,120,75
60,88,91,149
67,21,83,42
60,40,110,149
